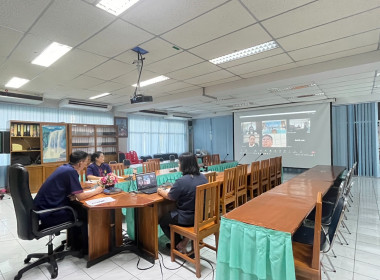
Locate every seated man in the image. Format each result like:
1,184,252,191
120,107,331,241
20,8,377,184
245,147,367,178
34,151,103,252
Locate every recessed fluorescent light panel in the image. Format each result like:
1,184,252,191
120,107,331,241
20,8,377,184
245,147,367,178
209,41,278,65
89,92,111,100
5,77,30,88
132,75,169,87
96,0,140,16
32,42,72,67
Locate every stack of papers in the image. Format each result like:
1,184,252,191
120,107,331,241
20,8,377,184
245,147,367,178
85,197,115,206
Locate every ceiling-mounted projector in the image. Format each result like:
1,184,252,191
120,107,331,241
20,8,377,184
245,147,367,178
130,94,153,104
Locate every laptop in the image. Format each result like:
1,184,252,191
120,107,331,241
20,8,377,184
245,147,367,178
136,172,158,194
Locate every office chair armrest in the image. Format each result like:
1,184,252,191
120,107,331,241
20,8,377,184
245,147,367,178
33,205,79,221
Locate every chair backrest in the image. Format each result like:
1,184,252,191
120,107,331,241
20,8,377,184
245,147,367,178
147,158,160,171
142,161,157,173
129,150,140,164
235,164,248,192
352,161,357,175
109,161,117,164
118,152,126,163
203,155,212,166
260,159,269,180
8,164,36,240
204,171,217,182
169,155,175,162
275,156,282,176
211,154,220,165
194,181,220,233
269,158,276,178
109,163,124,176
250,161,260,186
223,167,236,198
311,192,322,269
325,197,345,251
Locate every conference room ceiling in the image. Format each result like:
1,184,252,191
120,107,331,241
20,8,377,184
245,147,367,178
0,0,380,118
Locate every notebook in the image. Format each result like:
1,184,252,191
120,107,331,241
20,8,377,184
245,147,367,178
136,172,158,194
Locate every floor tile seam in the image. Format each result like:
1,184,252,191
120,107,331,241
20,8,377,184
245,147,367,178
353,272,379,280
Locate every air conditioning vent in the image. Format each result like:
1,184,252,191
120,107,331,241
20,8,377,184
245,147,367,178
0,91,43,105
59,99,112,111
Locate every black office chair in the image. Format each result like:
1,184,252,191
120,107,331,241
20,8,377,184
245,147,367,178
123,159,131,168
169,155,175,162
118,152,126,163
9,164,83,280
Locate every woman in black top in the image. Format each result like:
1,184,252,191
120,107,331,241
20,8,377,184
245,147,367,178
158,152,207,252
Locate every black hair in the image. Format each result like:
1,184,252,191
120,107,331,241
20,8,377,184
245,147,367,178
179,152,200,176
91,151,103,162
70,151,89,165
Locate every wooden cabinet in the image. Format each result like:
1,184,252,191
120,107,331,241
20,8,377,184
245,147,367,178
25,165,43,193
10,121,41,165
68,124,118,163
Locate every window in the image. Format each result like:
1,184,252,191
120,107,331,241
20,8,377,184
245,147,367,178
128,115,188,156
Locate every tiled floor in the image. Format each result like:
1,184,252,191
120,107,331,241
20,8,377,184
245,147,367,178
1,175,380,280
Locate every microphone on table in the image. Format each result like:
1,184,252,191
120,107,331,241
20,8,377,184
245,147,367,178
254,153,264,162
221,153,229,163
237,153,246,165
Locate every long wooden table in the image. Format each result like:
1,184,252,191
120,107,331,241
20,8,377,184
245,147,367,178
216,165,345,280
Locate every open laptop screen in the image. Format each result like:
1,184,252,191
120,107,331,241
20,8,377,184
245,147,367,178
136,172,157,191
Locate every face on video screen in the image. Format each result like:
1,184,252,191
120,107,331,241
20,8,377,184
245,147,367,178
262,134,273,147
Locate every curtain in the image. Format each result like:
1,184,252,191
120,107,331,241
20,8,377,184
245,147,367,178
332,103,379,177
128,115,188,157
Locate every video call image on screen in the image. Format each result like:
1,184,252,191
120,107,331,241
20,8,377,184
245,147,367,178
234,103,331,168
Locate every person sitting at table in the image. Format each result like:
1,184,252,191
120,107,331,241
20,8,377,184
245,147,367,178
158,152,208,253
87,151,112,180
34,151,104,252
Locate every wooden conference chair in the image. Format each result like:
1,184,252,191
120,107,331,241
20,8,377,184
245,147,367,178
275,156,282,185
147,158,161,171
220,167,236,214
170,181,220,278
79,168,87,182
203,155,212,167
142,161,157,173
260,159,270,193
247,161,260,199
204,171,217,182
269,157,277,189
211,154,220,165
235,164,248,206
109,163,124,176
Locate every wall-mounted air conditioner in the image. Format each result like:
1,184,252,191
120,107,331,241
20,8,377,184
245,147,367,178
59,99,112,112
0,91,44,105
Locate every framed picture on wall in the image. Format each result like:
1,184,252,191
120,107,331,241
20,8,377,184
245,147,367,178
114,117,128,137
41,124,68,163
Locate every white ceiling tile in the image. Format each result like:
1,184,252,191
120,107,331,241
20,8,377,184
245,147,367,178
184,70,236,85
86,59,135,80
167,85,201,95
228,53,293,75
241,0,315,21
112,70,159,86
295,44,378,66
277,9,380,50
166,62,221,80
161,1,255,49
189,24,273,60
0,26,24,58
319,72,374,85
89,81,126,92
46,49,109,81
30,0,115,46
115,38,182,65
199,76,242,87
0,60,45,87
61,75,105,89
0,0,50,32
262,0,380,38
78,19,154,57
144,52,204,73
241,63,298,79
288,30,380,61
122,0,229,35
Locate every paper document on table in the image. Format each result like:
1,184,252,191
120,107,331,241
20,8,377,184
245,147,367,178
85,197,115,206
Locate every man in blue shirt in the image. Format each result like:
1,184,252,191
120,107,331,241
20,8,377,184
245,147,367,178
34,151,103,228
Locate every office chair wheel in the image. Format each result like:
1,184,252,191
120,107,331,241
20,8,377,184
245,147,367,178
24,257,31,263
51,268,58,279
